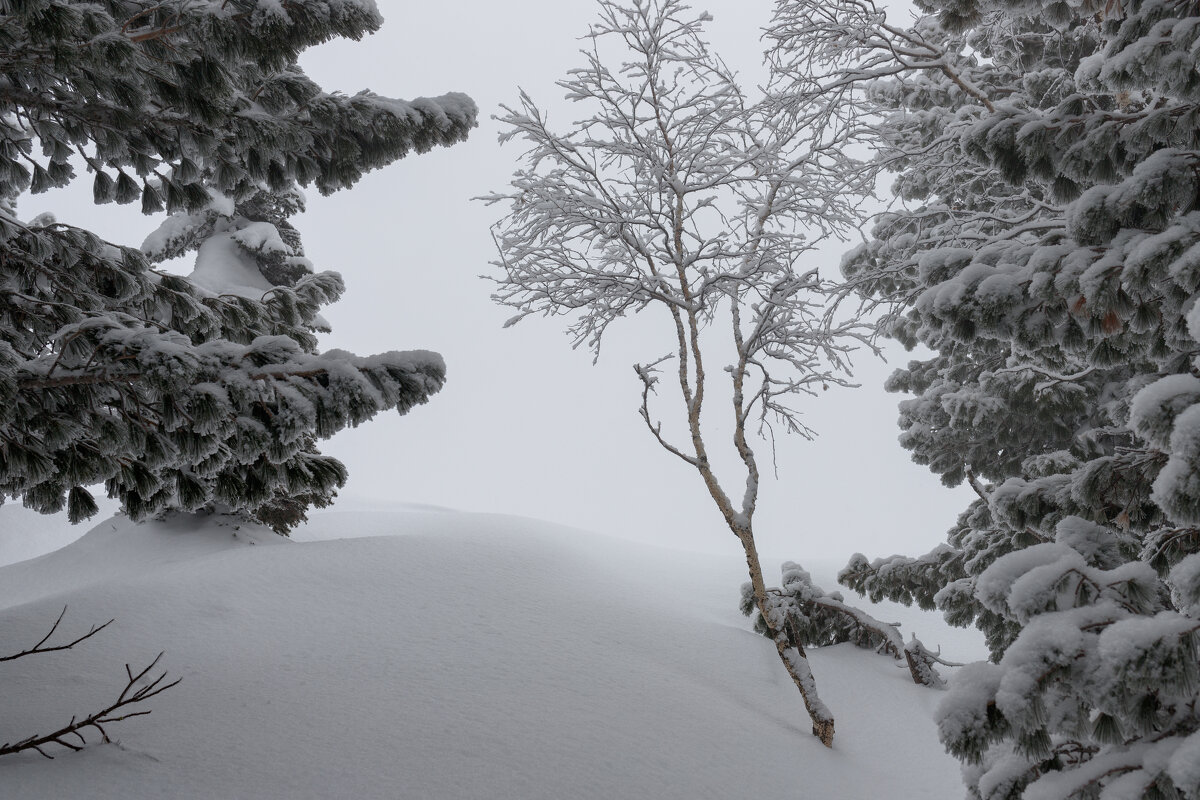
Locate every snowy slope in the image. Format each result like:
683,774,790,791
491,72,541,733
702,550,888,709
0,499,120,567
0,509,971,799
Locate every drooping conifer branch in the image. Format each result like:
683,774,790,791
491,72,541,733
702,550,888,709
1,0,476,532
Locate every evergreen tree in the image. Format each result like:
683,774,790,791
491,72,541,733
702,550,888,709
771,0,1200,795
0,0,477,532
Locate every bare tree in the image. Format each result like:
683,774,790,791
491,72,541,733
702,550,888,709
0,607,179,759
483,0,874,747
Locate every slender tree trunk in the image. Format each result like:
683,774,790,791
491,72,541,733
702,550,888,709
736,528,835,747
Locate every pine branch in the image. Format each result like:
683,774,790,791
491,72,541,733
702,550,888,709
18,372,141,390
762,569,953,688
17,363,416,391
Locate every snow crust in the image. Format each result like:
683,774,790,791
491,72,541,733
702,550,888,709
0,508,966,799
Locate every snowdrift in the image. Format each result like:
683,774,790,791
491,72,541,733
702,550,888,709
0,508,967,799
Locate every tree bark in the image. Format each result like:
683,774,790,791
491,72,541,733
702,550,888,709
737,529,835,746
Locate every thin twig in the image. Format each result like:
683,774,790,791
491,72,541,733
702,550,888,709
0,607,114,663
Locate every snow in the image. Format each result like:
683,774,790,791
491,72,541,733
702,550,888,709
992,612,1088,720
973,271,1025,308
1129,373,1200,449
1096,612,1200,679
1054,515,1121,568
0,499,120,566
935,660,1003,750
1169,552,1200,616
188,233,276,299
1152,401,1200,523
140,195,237,260
0,506,970,799
230,221,289,254
1022,744,1148,800
975,542,1077,618
1168,730,1200,795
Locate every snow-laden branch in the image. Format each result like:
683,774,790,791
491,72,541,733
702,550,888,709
766,0,996,114
750,563,955,689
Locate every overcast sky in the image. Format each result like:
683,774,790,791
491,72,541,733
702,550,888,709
23,0,969,567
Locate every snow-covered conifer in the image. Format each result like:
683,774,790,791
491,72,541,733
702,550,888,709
769,0,1200,793
1,0,477,532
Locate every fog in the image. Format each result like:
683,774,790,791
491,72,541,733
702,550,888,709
22,0,969,566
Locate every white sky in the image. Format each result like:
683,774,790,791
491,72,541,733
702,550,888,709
27,0,969,565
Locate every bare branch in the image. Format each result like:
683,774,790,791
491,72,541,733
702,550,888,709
1,610,180,760
634,358,700,466
0,652,180,759
0,607,114,663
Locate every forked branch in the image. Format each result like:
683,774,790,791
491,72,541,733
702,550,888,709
0,606,113,663
0,653,180,759
1,610,180,759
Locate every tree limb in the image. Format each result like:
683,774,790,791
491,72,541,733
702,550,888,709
0,606,113,663
0,652,180,759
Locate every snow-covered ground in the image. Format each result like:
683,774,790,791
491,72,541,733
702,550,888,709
0,505,978,799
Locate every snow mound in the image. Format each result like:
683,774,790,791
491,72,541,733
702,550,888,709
0,510,965,799
0,499,120,567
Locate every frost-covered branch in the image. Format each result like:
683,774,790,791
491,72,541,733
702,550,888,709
767,0,996,114
1,0,476,532
774,0,1200,790
634,357,699,467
